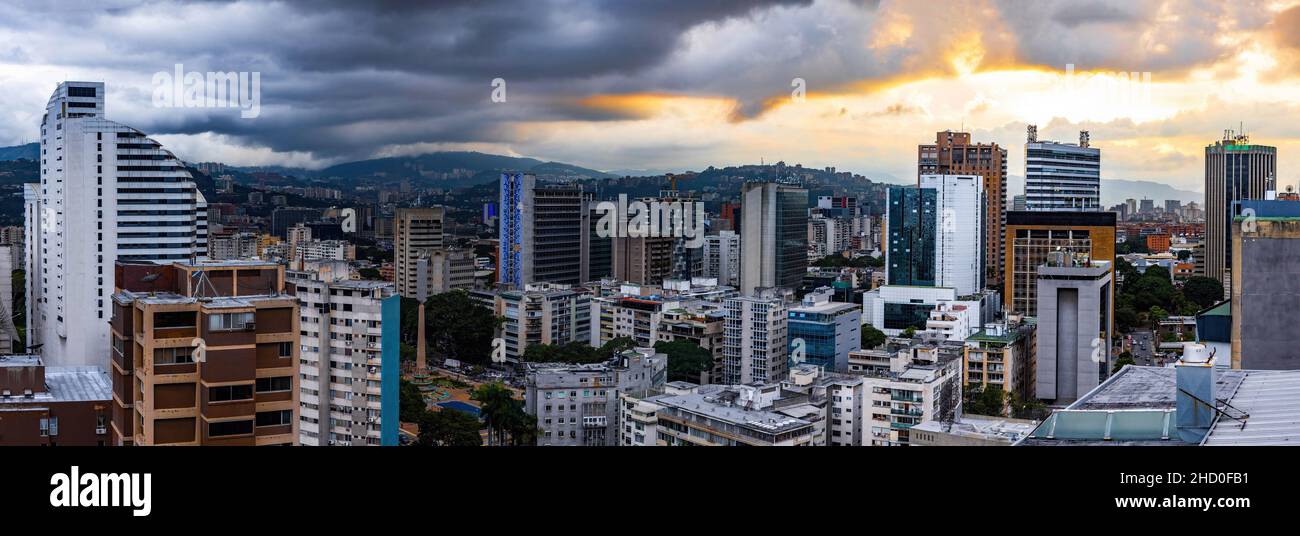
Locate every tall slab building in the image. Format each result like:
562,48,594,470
739,182,808,295
919,131,1006,289
26,82,204,368
1204,132,1276,286
1024,127,1101,212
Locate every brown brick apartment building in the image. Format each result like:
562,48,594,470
110,260,299,446
0,355,112,446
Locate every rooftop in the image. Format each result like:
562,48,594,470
1017,365,1300,446
911,415,1038,443
650,386,813,436
0,355,41,368
0,366,111,404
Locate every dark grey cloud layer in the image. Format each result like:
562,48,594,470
0,0,1285,166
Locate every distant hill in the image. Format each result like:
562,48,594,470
317,151,616,188
1101,179,1201,206
0,143,38,161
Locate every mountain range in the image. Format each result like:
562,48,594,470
0,142,1205,203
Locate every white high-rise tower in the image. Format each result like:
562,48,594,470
25,81,204,367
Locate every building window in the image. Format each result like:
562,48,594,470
255,376,292,393
209,384,254,402
255,410,293,427
277,341,293,357
40,417,59,437
208,420,254,437
208,311,255,331
154,347,196,365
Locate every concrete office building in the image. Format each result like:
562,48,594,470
1024,128,1101,211
498,173,591,287
702,231,741,287
919,131,1008,288
287,269,399,446
723,290,790,385
1004,210,1115,317
612,235,675,286
591,294,680,348
1204,133,1276,285
499,283,592,364
1035,259,1113,405
110,260,299,446
26,82,206,369
861,285,959,337
270,207,323,239
523,347,666,446
787,287,861,372
1231,200,1300,370
739,182,808,294
394,207,445,299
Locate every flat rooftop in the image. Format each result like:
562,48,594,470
0,355,41,368
0,366,111,404
912,415,1038,443
651,386,813,436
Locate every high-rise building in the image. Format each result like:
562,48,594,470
612,235,675,286
924,174,984,295
702,231,740,287
723,289,789,385
270,207,323,238
498,173,591,287
1035,258,1113,405
1024,127,1101,211
393,207,444,299
886,186,936,288
110,260,299,446
886,176,984,296
1231,199,1300,370
26,81,205,369
588,206,612,280
1003,211,1115,317
919,131,1007,288
739,182,808,295
287,269,399,446
1204,132,1276,285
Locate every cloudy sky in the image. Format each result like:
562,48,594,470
1,0,1299,194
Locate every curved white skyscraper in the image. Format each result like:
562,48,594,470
25,81,204,367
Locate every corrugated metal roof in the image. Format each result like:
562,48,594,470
1203,370,1300,446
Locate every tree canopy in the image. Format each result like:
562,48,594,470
655,340,714,383
860,325,886,349
417,408,483,447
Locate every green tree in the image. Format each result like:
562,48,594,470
860,325,886,349
1181,276,1224,309
1176,250,1191,261
416,408,483,446
399,379,428,423
523,337,635,364
963,385,1007,417
471,383,535,446
424,290,502,365
1149,305,1169,322
1112,354,1137,373
902,326,917,338
654,340,714,383
358,267,381,279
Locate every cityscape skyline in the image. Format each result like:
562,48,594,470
0,0,1297,195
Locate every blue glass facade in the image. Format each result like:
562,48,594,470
886,187,936,287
